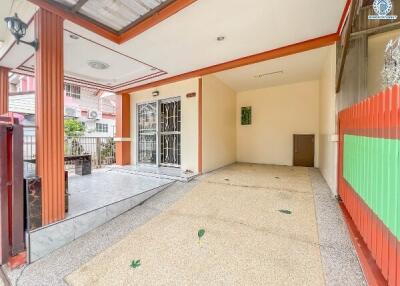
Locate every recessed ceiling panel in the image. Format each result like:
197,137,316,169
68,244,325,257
15,30,165,90
215,47,330,92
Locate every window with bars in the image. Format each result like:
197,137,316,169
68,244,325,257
65,83,81,99
96,123,108,133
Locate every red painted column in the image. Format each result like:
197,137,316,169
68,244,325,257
35,9,65,224
0,67,9,115
198,78,202,174
115,93,131,165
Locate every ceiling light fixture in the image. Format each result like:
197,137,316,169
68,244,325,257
87,60,110,70
4,13,38,50
217,36,225,41
253,70,284,78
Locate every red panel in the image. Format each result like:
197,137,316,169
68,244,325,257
35,9,65,225
115,93,131,166
0,67,9,115
198,78,202,174
338,85,400,286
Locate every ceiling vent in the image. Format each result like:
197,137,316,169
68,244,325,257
253,70,284,78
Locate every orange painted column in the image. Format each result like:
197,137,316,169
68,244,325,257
198,78,202,174
35,9,65,225
115,93,131,165
0,67,9,115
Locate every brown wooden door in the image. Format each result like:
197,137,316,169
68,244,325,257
293,134,315,167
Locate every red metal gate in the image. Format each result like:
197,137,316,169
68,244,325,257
338,85,399,286
0,114,24,265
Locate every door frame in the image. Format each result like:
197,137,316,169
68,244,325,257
135,96,182,168
136,100,159,166
159,96,181,168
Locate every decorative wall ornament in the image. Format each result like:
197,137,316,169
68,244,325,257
382,37,400,89
241,106,252,125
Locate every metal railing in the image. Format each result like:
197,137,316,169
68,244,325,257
23,136,116,171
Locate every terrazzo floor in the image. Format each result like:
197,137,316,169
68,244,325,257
3,164,366,286
66,164,366,286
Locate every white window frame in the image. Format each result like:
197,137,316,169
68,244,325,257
65,83,81,99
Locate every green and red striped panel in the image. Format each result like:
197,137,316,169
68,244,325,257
338,85,400,286
343,135,399,240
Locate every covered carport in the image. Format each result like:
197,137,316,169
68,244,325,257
1,0,397,285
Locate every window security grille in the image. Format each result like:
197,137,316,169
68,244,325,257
160,99,181,167
65,83,81,99
96,123,108,133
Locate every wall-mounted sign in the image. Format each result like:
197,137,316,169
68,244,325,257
368,0,397,20
186,92,196,98
241,106,252,125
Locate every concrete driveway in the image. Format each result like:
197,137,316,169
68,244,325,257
66,164,330,285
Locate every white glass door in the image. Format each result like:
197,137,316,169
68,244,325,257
137,102,157,165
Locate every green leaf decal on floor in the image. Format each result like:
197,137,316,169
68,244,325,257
278,209,292,215
198,229,205,240
130,260,141,269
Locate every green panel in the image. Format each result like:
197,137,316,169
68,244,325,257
343,135,400,240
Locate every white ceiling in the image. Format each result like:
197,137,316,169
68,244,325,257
215,46,330,92
21,30,165,88
0,0,347,92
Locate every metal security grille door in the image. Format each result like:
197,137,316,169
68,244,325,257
160,99,181,167
137,102,157,165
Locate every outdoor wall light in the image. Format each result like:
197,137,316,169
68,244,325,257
4,13,38,51
152,91,160,97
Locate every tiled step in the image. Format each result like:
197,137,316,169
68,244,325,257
27,182,173,263
111,168,197,182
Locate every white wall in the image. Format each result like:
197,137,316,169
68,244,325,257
130,78,199,173
319,44,338,194
202,75,236,172
236,80,320,167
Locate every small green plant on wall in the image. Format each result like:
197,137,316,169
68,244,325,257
241,106,252,125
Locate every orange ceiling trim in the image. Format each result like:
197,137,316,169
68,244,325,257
119,0,197,44
337,0,352,35
120,33,339,94
27,0,197,44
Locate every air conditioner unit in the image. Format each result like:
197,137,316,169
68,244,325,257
64,107,80,118
88,109,102,120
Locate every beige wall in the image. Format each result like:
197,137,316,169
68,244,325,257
319,44,338,194
202,75,236,173
236,81,320,166
368,29,400,96
130,78,199,173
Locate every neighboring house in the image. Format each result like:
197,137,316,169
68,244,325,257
9,74,116,137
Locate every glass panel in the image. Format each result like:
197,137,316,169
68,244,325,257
137,102,157,165
160,134,181,166
160,99,181,167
